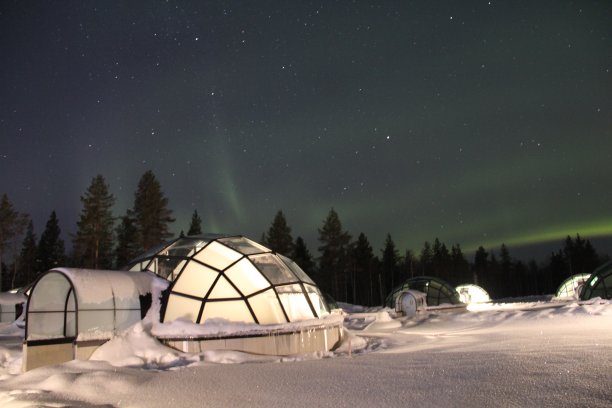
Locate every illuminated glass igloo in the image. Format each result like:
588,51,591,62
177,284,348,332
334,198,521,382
580,261,612,300
127,234,329,325
456,284,491,304
385,276,464,309
555,273,591,299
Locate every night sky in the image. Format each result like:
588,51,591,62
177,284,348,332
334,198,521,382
1,1,611,260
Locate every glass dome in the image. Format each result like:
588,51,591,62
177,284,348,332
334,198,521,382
127,234,329,325
580,261,612,300
385,276,463,308
456,284,491,304
555,273,591,299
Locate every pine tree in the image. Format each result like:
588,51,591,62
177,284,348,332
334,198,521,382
16,220,37,287
0,194,28,291
38,211,66,272
115,214,139,268
499,244,512,297
353,232,376,306
187,210,203,235
292,236,315,276
381,233,399,296
130,170,175,252
73,175,116,269
266,210,293,256
473,246,488,287
317,208,351,300
419,241,433,275
450,244,470,285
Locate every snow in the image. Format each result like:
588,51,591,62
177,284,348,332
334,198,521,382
0,298,611,407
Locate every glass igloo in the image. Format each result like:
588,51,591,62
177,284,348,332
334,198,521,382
555,273,591,299
127,234,329,325
385,276,464,309
580,261,612,300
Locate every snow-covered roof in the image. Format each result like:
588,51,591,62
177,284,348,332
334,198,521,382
128,234,330,325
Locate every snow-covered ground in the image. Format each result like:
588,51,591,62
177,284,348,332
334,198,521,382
0,299,610,407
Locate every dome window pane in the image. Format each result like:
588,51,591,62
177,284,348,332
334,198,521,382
224,258,271,296
172,262,218,298
208,276,242,299
195,240,242,270
250,254,297,285
219,236,270,255
247,289,287,324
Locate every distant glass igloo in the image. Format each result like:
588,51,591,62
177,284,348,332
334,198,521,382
385,276,464,309
580,261,612,300
127,234,329,325
456,284,491,304
555,273,591,299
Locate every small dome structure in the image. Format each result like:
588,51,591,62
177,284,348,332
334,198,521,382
385,276,464,309
127,234,330,325
580,261,612,300
23,268,160,371
555,273,591,299
456,284,491,304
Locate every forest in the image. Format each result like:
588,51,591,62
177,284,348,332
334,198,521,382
0,171,608,306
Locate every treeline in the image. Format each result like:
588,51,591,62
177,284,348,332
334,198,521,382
0,172,609,305
0,171,176,291
262,209,607,305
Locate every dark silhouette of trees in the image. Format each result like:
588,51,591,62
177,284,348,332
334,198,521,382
265,210,293,256
187,210,203,235
0,194,28,290
114,214,139,268
129,170,175,252
352,232,379,306
73,175,116,269
419,241,433,276
15,220,37,287
292,236,315,276
37,211,66,273
450,244,470,285
317,208,351,301
381,233,400,296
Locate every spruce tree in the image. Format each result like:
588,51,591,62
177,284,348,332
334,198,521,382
38,211,66,272
115,214,139,268
381,233,399,296
419,241,433,275
73,175,116,269
353,232,376,306
0,194,28,291
317,208,351,301
187,210,203,235
266,210,293,256
499,244,512,297
472,246,488,287
292,236,315,275
130,170,175,252
16,220,37,287
450,244,470,285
